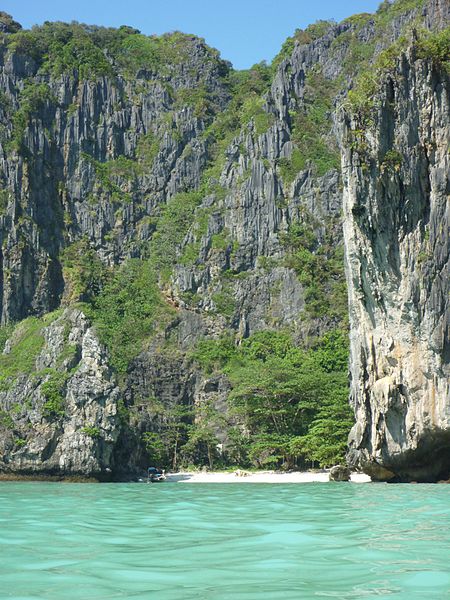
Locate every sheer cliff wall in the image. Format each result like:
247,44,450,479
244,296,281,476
0,0,447,478
341,43,449,481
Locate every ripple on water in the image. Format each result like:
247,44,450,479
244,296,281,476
0,482,450,599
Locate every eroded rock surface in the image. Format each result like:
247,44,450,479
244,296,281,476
0,309,120,478
341,48,449,482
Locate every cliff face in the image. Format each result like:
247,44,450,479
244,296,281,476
0,34,230,323
0,16,352,477
0,0,448,479
0,308,120,477
341,42,449,481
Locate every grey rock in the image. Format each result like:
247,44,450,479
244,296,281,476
340,49,450,482
330,464,351,481
0,309,120,479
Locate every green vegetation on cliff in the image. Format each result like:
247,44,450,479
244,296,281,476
416,27,450,71
9,83,55,153
347,28,450,124
272,20,334,70
200,60,273,179
41,370,68,419
61,239,107,304
2,22,226,80
89,260,175,373
280,67,340,180
0,312,61,386
281,215,348,323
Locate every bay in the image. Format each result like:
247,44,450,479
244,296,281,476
1,482,449,599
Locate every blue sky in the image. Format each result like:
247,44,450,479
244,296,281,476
3,0,382,69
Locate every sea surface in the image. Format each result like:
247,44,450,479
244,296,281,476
1,482,449,599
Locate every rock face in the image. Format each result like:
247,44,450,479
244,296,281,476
0,34,230,324
0,309,120,478
0,1,448,478
329,464,350,482
0,16,351,477
341,48,450,482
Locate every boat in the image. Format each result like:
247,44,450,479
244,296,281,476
147,467,166,483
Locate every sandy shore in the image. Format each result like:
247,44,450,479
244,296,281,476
165,470,371,484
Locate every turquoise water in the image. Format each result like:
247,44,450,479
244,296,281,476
1,483,449,599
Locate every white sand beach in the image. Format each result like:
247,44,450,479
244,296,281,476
165,470,371,484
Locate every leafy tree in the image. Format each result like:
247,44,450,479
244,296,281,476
248,433,292,468
193,329,353,468
142,432,167,466
142,402,194,470
181,423,220,469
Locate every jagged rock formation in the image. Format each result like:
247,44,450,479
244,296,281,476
0,0,448,479
0,308,120,477
341,41,449,482
0,31,231,322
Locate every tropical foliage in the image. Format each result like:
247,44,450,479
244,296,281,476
191,329,353,469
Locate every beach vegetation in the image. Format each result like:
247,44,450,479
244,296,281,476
192,328,353,469
142,404,193,470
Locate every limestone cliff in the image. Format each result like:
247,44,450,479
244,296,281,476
0,0,448,478
0,308,120,477
341,39,449,481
